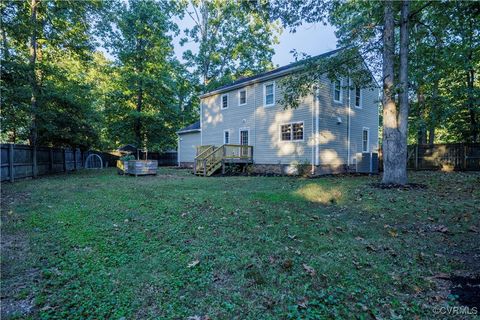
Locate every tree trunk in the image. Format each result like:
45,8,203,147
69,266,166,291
29,0,39,178
397,0,410,183
428,127,435,145
134,35,143,147
382,0,404,185
416,90,427,144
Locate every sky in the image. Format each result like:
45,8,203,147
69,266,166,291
173,15,339,68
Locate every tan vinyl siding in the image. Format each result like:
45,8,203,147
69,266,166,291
349,85,380,164
200,72,379,167
178,131,201,163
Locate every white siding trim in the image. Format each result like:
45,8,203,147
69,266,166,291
333,79,343,103
221,94,229,109
223,129,230,144
239,127,250,145
278,121,304,142
362,127,370,152
200,102,203,145
354,85,363,109
263,81,275,107
238,88,247,106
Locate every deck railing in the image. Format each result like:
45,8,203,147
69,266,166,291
194,144,253,176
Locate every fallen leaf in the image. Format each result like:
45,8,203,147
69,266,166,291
303,263,316,276
366,244,377,252
388,229,398,237
282,259,293,270
435,225,448,233
297,297,308,309
187,260,200,268
468,225,478,233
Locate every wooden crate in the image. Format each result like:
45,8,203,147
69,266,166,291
116,160,129,174
127,160,158,176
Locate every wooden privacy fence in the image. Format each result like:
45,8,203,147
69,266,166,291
0,144,108,182
379,143,480,171
1,144,179,182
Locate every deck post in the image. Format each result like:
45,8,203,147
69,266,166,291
222,160,225,174
203,159,207,177
193,160,197,175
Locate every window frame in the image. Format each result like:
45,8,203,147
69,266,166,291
362,127,370,152
239,127,250,145
279,121,304,142
223,130,230,144
354,85,363,109
221,94,229,109
333,79,343,103
263,82,275,107
238,88,247,106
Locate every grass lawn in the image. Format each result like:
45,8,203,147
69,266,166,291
1,168,479,319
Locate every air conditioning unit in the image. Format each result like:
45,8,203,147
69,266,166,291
356,152,379,173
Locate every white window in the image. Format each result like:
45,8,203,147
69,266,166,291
355,85,362,108
221,94,228,109
239,89,247,105
333,79,342,103
362,127,369,152
280,122,304,141
264,82,275,107
224,130,230,144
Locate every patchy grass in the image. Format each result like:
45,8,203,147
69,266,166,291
1,169,479,319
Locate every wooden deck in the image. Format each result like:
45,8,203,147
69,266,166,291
194,144,253,176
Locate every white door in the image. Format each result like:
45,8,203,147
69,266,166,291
239,129,249,157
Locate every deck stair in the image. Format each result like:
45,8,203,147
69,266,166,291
194,144,253,176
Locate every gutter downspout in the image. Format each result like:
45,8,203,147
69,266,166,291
347,77,351,170
200,101,203,146
177,135,180,167
315,87,320,167
311,90,315,174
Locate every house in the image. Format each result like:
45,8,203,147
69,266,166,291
177,48,379,175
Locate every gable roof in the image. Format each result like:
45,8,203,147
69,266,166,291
200,47,345,99
177,120,201,134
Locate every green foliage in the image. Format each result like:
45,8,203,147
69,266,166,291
180,0,281,91
1,0,105,148
98,0,193,152
119,154,135,161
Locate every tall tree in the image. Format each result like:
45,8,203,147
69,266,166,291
100,0,184,151
1,0,104,151
268,0,441,185
180,0,281,91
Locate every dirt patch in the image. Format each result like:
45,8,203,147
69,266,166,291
450,275,480,308
368,182,428,190
1,233,38,319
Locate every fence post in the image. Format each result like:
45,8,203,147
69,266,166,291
463,143,467,170
415,144,419,170
32,145,38,178
73,148,77,171
9,144,14,182
49,148,54,173
63,149,67,173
